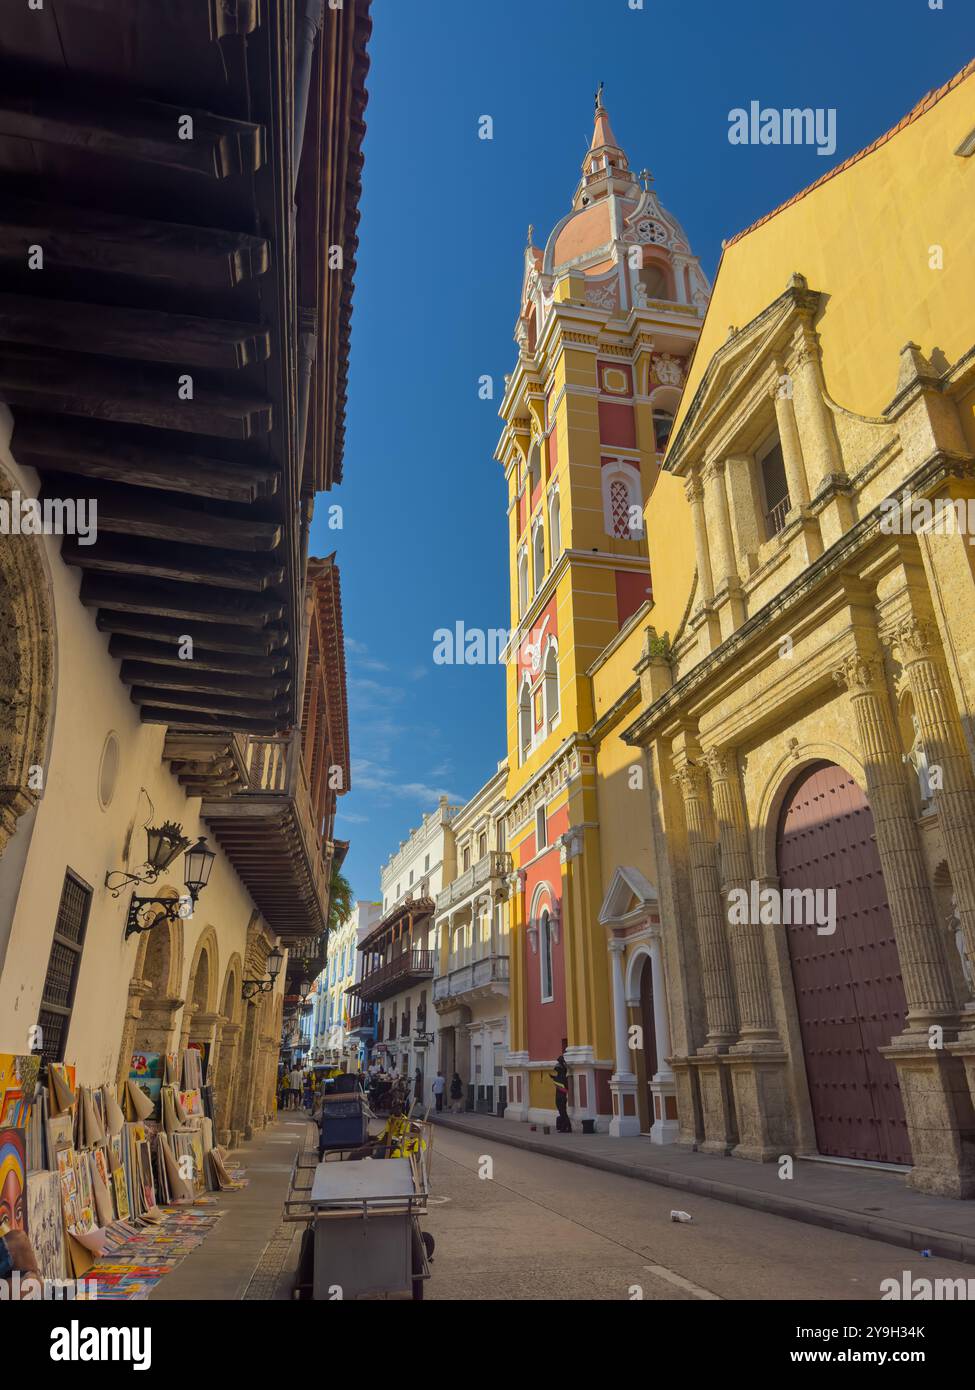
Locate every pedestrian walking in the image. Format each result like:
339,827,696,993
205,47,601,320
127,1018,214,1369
431,1070,446,1113
449,1071,464,1113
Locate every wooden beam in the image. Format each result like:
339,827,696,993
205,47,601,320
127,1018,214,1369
80,574,283,626
61,536,284,591
0,94,264,178
44,481,281,551
128,685,288,720
120,662,288,700
0,293,270,368
139,707,283,734
108,634,288,674
13,417,278,504
96,610,288,654
0,348,273,439
0,197,269,287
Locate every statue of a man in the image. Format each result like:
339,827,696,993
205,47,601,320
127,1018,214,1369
595,81,604,112
550,1052,572,1132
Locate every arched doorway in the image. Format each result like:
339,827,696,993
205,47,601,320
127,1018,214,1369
777,761,910,1165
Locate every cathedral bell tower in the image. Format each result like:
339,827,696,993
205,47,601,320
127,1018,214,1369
495,91,709,1130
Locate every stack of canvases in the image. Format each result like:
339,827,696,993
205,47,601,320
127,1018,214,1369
0,1048,248,1295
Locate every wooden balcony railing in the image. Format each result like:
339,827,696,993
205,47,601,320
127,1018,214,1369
355,949,436,1003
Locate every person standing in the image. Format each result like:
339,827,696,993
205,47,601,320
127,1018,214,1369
413,1066,424,1107
289,1063,303,1110
431,1070,446,1113
449,1071,464,1113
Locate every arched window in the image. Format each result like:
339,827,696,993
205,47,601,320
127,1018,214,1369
519,679,532,762
652,409,674,454
532,517,545,592
548,487,561,562
543,639,559,730
527,441,542,495
540,910,554,1001
517,546,529,616
602,460,642,541
638,262,671,303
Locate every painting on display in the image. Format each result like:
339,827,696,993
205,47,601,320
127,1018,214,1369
0,1055,41,1127
129,1052,162,1119
0,1126,27,1233
26,1170,67,1281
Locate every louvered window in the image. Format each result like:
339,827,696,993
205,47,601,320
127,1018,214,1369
38,870,92,1064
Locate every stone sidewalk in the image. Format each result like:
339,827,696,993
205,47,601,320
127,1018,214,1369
430,1111,975,1264
150,1114,316,1300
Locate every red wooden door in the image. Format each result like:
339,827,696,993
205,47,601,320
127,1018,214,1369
777,762,911,1165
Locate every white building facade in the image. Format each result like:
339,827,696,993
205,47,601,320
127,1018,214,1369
434,763,512,1113
350,798,460,1104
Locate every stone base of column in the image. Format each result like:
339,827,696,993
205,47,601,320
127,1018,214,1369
689,1052,737,1154
609,1071,641,1137
671,1059,701,1148
724,1049,792,1162
649,1072,679,1144
882,1041,975,1198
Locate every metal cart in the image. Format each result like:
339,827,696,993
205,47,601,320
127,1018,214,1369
285,1144,432,1300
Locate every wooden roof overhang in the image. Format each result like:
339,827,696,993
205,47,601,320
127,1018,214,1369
0,0,370,738
357,897,436,957
202,779,328,938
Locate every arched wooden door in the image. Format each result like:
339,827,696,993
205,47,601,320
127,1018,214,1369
777,762,911,1165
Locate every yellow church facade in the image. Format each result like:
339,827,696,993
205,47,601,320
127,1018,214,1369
495,61,975,1198
619,60,975,1195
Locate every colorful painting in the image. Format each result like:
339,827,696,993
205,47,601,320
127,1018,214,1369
178,1089,203,1117
129,1052,162,1119
55,1147,80,1230
112,1166,130,1220
0,1126,27,1233
26,1170,67,1281
137,1141,156,1212
0,1054,41,1126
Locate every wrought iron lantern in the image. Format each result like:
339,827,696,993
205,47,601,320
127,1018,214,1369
242,945,285,1001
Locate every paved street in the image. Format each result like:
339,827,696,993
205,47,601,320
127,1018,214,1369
423,1127,975,1302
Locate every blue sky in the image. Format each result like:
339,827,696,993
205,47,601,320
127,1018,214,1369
310,0,972,901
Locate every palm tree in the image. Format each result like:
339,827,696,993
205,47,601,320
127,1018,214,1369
327,869,354,935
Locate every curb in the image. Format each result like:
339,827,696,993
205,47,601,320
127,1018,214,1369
430,1116,975,1266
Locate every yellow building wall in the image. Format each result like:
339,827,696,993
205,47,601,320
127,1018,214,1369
673,69,975,439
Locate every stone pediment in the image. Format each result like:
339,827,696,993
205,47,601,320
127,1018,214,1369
668,273,823,472
598,866,659,928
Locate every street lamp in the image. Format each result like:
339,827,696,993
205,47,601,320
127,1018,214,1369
122,836,217,939
242,945,285,1001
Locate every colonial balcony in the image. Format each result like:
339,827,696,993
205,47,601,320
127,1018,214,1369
347,1004,375,1037
202,729,330,938
353,949,435,1004
433,954,510,1007
435,851,512,912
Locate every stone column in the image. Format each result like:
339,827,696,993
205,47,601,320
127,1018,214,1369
792,327,842,495
608,940,639,1136
685,476,714,605
702,460,736,591
704,747,791,1159
834,645,975,1197
703,748,777,1042
215,1021,242,1146
646,937,678,1144
833,650,956,1029
672,749,738,1153
772,378,810,509
883,614,975,989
